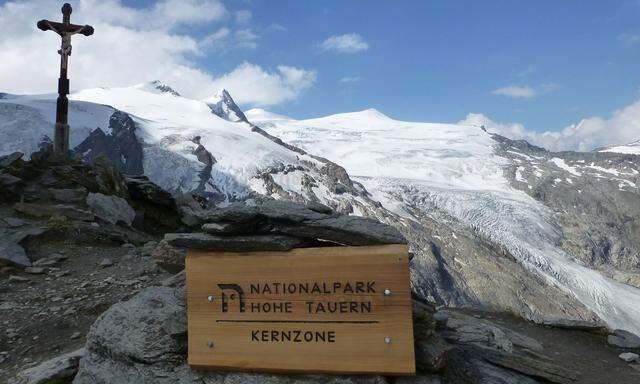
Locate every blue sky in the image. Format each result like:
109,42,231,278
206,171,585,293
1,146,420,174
1,0,639,150
199,0,640,132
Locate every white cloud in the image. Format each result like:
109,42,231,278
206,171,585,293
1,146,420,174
320,33,369,53
235,10,252,24
491,83,560,100
491,85,537,99
339,76,362,83
619,33,640,45
209,62,317,107
201,27,259,51
0,0,313,106
459,99,640,152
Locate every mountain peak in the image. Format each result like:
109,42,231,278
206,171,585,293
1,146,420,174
135,80,181,97
204,88,248,123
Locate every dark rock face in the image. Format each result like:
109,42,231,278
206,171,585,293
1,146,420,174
123,175,182,233
206,89,248,123
74,111,144,175
149,80,181,97
494,134,640,288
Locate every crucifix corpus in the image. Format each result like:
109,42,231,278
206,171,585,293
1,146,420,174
37,3,94,154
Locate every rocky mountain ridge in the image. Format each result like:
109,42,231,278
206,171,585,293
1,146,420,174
2,84,640,334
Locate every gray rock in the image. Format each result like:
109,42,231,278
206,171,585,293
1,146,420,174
270,215,406,245
1,217,28,228
13,202,95,221
0,152,23,169
164,233,303,252
440,311,543,353
99,258,114,268
13,348,84,384
24,267,46,274
394,376,442,384
619,352,640,362
161,270,185,287
140,241,158,257
50,188,87,204
151,240,187,273
540,317,607,333
125,175,175,207
304,201,333,214
608,329,640,348
0,152,23,168
0,226,47,267
8,275,29,283
86,193,136,226
73,286,388,384
201,221,247,235
0,173,21,188
206,199,328,224
32,258,58,267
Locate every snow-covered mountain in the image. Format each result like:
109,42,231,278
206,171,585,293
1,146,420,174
600,139,640,156
2,84,640,334
0,82,387,215
248,107,640,334
203,88,248,123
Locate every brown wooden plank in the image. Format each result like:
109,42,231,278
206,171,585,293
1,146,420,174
186,244,415,375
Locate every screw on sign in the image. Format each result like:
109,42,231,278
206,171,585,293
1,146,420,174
37,3,94,154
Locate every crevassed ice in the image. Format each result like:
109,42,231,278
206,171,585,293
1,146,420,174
255,109,640,334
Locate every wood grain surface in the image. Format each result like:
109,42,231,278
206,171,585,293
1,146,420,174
186,244,415,375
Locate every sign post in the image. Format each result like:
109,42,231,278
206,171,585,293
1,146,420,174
186,244,415,375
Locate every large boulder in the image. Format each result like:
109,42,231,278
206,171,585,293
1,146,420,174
0,226,47,268
73,286,388,384
13,348,85,384
86,192,136,226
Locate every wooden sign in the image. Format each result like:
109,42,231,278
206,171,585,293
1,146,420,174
186,244,415,375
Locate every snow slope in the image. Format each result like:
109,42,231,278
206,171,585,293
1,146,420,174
600,140,640,155
0,83,382,216
0,93,114,156
249,108,640,334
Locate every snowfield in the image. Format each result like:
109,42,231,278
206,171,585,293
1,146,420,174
249,108,640,334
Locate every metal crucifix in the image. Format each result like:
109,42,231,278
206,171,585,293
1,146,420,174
37,3,94,154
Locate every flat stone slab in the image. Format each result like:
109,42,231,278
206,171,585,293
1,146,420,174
0,152,23,168
13,203,94,221
13,348,85,384
164,233,303,252
539,317,607,333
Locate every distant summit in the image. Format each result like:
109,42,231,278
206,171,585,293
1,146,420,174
135,80,181,97
203,88,248,123
599,139,640,155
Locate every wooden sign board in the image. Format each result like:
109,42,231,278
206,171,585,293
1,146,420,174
186,244,415,375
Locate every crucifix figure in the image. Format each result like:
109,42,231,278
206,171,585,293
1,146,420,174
37,3,94,154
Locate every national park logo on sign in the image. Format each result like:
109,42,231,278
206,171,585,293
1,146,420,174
186,244,415,375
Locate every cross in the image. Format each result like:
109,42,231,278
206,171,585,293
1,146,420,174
37,3,94,154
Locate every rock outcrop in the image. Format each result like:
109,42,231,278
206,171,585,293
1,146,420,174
152,199,406,272
71,283,584,384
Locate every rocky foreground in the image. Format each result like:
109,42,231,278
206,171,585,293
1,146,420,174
2,150,640,383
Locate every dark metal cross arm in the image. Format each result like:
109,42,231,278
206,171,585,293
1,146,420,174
37,20,94,37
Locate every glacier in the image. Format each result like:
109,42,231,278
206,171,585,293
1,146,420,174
248,108,640,334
